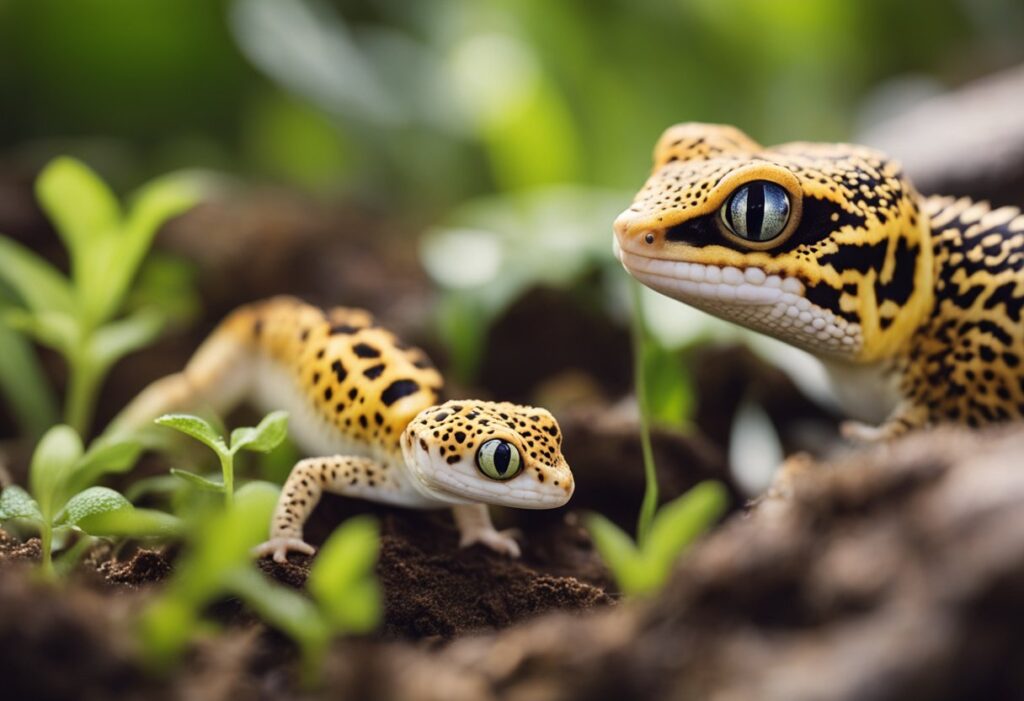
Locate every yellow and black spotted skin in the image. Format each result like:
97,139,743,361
116,295,573,560
614,123,1024,438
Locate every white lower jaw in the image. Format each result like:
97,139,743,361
617,247,863,357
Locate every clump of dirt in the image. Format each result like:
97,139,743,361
97,549,173,587
261,508,612,640
0,565,163,701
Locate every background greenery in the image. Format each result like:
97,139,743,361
2,0,1023,478
3,0,1022,201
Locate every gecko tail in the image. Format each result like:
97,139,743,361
104,309,258,440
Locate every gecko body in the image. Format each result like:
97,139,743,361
115,296,573,559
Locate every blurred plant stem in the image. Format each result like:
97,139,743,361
630,279,658,547
65,349,100,437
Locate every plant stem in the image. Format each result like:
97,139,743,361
219,452,234,507
64,349,101,438
629,279,658,548
39,522,55,582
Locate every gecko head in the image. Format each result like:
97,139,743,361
400,400,573,509
613,123,934,363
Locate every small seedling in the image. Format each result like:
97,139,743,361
0,425,182,581
0,157,204,436
585,280,728,597
155,411,289,506
585,481,727,597
141,481,379,685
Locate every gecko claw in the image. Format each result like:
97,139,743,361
252,537,316,563
459,527,522,558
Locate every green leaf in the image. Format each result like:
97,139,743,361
35,157,121,271
29,425,84,522
0,485,43,522
583,512,646,594
170,468,225,493
66,437,142,495
123,474,184,503
78,507,184,538
59,486,131,526
139,596,202,670
225,567,328,654
0,312,59,437
230,410,289,455
3,308,80,353
0,237,76,315
307,516,381,633
89,310,165,371
155,414,228,456
644,481,728,572
95,172,203,323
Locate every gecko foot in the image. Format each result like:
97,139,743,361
459,527,522,558
840,420,910,443
252,537,316,563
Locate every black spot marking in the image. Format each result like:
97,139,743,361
353,343,380,358
331,359,347,383
382,379,420,406
364,363,385,379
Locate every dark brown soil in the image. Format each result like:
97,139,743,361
377,426,1024,701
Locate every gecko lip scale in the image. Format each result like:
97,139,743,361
615,243,863,355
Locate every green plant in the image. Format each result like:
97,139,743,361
0,425,182,581
155,410,289,506
0,157,203,436
584,280,727,597
585,481,727,598
141,481,380,685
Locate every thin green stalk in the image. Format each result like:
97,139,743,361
629,279,658,547
64,350,101,438
219,452,234,507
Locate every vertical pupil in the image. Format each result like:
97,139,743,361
492,442,511,475
745,183,766,240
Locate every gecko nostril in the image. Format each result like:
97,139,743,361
644,232,655,245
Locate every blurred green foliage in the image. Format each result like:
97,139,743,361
0,158,203,437
3,0,1020,198
1,0,1022,415
141,481,380,686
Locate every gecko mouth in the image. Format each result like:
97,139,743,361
616,245,804,305
615,243,863,356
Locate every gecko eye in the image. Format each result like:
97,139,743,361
476,439,521,480
720,181,790,243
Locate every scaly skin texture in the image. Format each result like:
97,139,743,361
113,296,573,560
614,123,1024,439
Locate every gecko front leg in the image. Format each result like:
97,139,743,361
254,455,397,562
451,503,522,557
